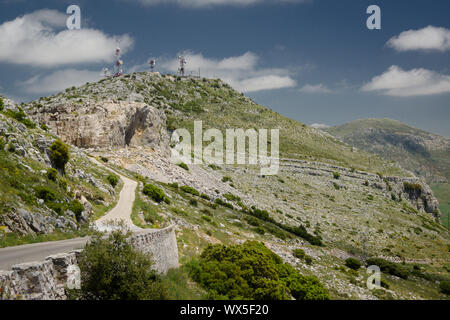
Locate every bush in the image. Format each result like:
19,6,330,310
333,172,340,179
35,186,58,202
143,184,167,203
245,216,261,227
214,198,234,209
186,241,329,300
222,176,232,183
69,200,84,222
189,199,198,207
178,162,189,171
439,281,450,295
100,157,109,163
67,228,169,300
180,185,200,197
345,258,362,270
223,193,241,202
366,258,409,279
49,139,70,173
46,168,58,182
107,174,119,188
200,193,210,200
293,249,306,260
0,96,4,111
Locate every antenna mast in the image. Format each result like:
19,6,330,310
178,52,187,77
149,58,156,73
113,40,123,77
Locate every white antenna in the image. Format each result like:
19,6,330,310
178,51,187,77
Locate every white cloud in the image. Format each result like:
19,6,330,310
310,123,330,129
126,0,308,8
0,9,134,67
18,69,102,94
361,65,450,97
158,51,297,92
387,26,450,52
299,83,332,94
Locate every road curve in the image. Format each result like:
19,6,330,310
0,158,142,270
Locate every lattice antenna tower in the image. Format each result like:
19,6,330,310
178,51,187,77
113,40,124,77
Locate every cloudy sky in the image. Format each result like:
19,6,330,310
0,0,449,136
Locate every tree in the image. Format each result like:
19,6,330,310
49,139,70,173
0,96,4,111
68,227,169,300
107,174,119,188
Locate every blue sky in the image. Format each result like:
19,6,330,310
1,0,449,136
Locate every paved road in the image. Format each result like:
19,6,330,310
0,158,142,270
0,237,88,270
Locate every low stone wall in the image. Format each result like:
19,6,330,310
0,226,179,300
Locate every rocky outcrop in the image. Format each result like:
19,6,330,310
28,101,170,156
280,158,440,216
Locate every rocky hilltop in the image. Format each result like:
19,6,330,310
1,73,448,299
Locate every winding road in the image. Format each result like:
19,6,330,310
0,158,142,270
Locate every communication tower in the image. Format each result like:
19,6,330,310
149,58,156,72
113,42,124,77
178,52,187,77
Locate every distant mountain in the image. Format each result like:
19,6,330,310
325,119,450,184
325,118,450,227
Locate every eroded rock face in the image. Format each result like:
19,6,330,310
28,101,170,156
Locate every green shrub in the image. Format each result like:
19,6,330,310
224,193,241,202
345,258,362,270
439,281,450,295
181,185,200,197
168,182,179,189
333,172,340,179
35,186,58,202
208,164,221,171
222,176,232,183
254,227,265,235
69,200,84,221
186,241,329,300
67,228,169,300
100,157,109,163
46,168,58,182
189,199,198,207
178,162,189,171
0,96,4,111
366,258,409,279
293,249,306,260
214,198,234,209
143,184,167,203
107,174,119,188
200,194,210,200
245,216,261,227
49,139,70,173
